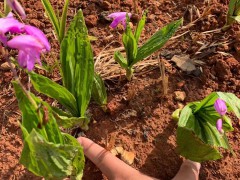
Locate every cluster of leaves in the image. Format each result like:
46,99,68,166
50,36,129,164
12,9,107,179
174,92,240,162
14,80,85,179
114,12,182,80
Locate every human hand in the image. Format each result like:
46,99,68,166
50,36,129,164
77,137,157,180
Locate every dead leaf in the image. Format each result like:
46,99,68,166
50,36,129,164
171,54,196,72
110,146,135,165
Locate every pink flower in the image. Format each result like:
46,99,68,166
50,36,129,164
214,98,227,116
0,13,24,45
216,119,224,134
24,25,51,51
108,12,132,29
7,34,49,71
6,0,26,19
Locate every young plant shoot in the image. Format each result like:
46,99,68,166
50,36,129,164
110,12,182,80
173,92,240,162
224,0,240,28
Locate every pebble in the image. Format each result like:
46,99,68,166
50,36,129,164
174,91,186,101
0,62,15,70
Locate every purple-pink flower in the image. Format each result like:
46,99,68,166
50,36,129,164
216,119,223,134
214,98,227,116
6,0,26,20
0,13,24,45
108,12,132,29
7,35,49,71
0,13,50,71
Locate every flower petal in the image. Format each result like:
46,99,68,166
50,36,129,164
24,25,51,51
216,119,223,133
6,0,26,19
108,12,132,29
0,13,24,34
7,35,44,50
18,49,41,71
214,98,227,116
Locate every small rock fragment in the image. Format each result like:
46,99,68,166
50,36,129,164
121,151,135,165
0,62,15,70
174,91,186,101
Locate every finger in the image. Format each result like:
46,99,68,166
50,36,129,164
77,137,155,180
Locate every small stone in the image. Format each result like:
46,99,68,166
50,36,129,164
0,62,15,70
177,102,184,109
121,151,135,165
174,91,186,101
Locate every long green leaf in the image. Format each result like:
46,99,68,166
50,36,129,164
59,0,69,42
41,0,60,39
134,18,182,64
29,72,78,116
114,51,128,69
92,73,107,109
134,11,147,43
61,10,94,117
123,15,138,66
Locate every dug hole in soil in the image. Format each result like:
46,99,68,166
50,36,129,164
0,0,240,179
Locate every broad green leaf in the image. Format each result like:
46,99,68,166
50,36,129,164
20,129,84,179
114,51,128,69
54,114,90,130
134,18,182,64
59,0,69,42
92,73,107,110
62,133,85,179
134,11,147,43
123,15,138,66
29,72,78,116
176,92,240,161
61,10,94,117
13,81,85,179
13,80,63,144
41,0,60,40
177,128,222,162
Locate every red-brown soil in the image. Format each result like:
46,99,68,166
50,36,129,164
1,0,240,179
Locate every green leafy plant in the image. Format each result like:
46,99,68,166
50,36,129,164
13,80,84,179
224,0,240,28
114,12,182,80
30,10,94,130
41,0,107,108
173,92,240,162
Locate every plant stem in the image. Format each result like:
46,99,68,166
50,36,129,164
126,67,134,81
2,48,38,109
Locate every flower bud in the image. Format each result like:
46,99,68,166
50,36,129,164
214,98,227,116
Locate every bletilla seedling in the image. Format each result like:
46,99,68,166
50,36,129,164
225,0,240,27
173,92,240,162
111,12,182,80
